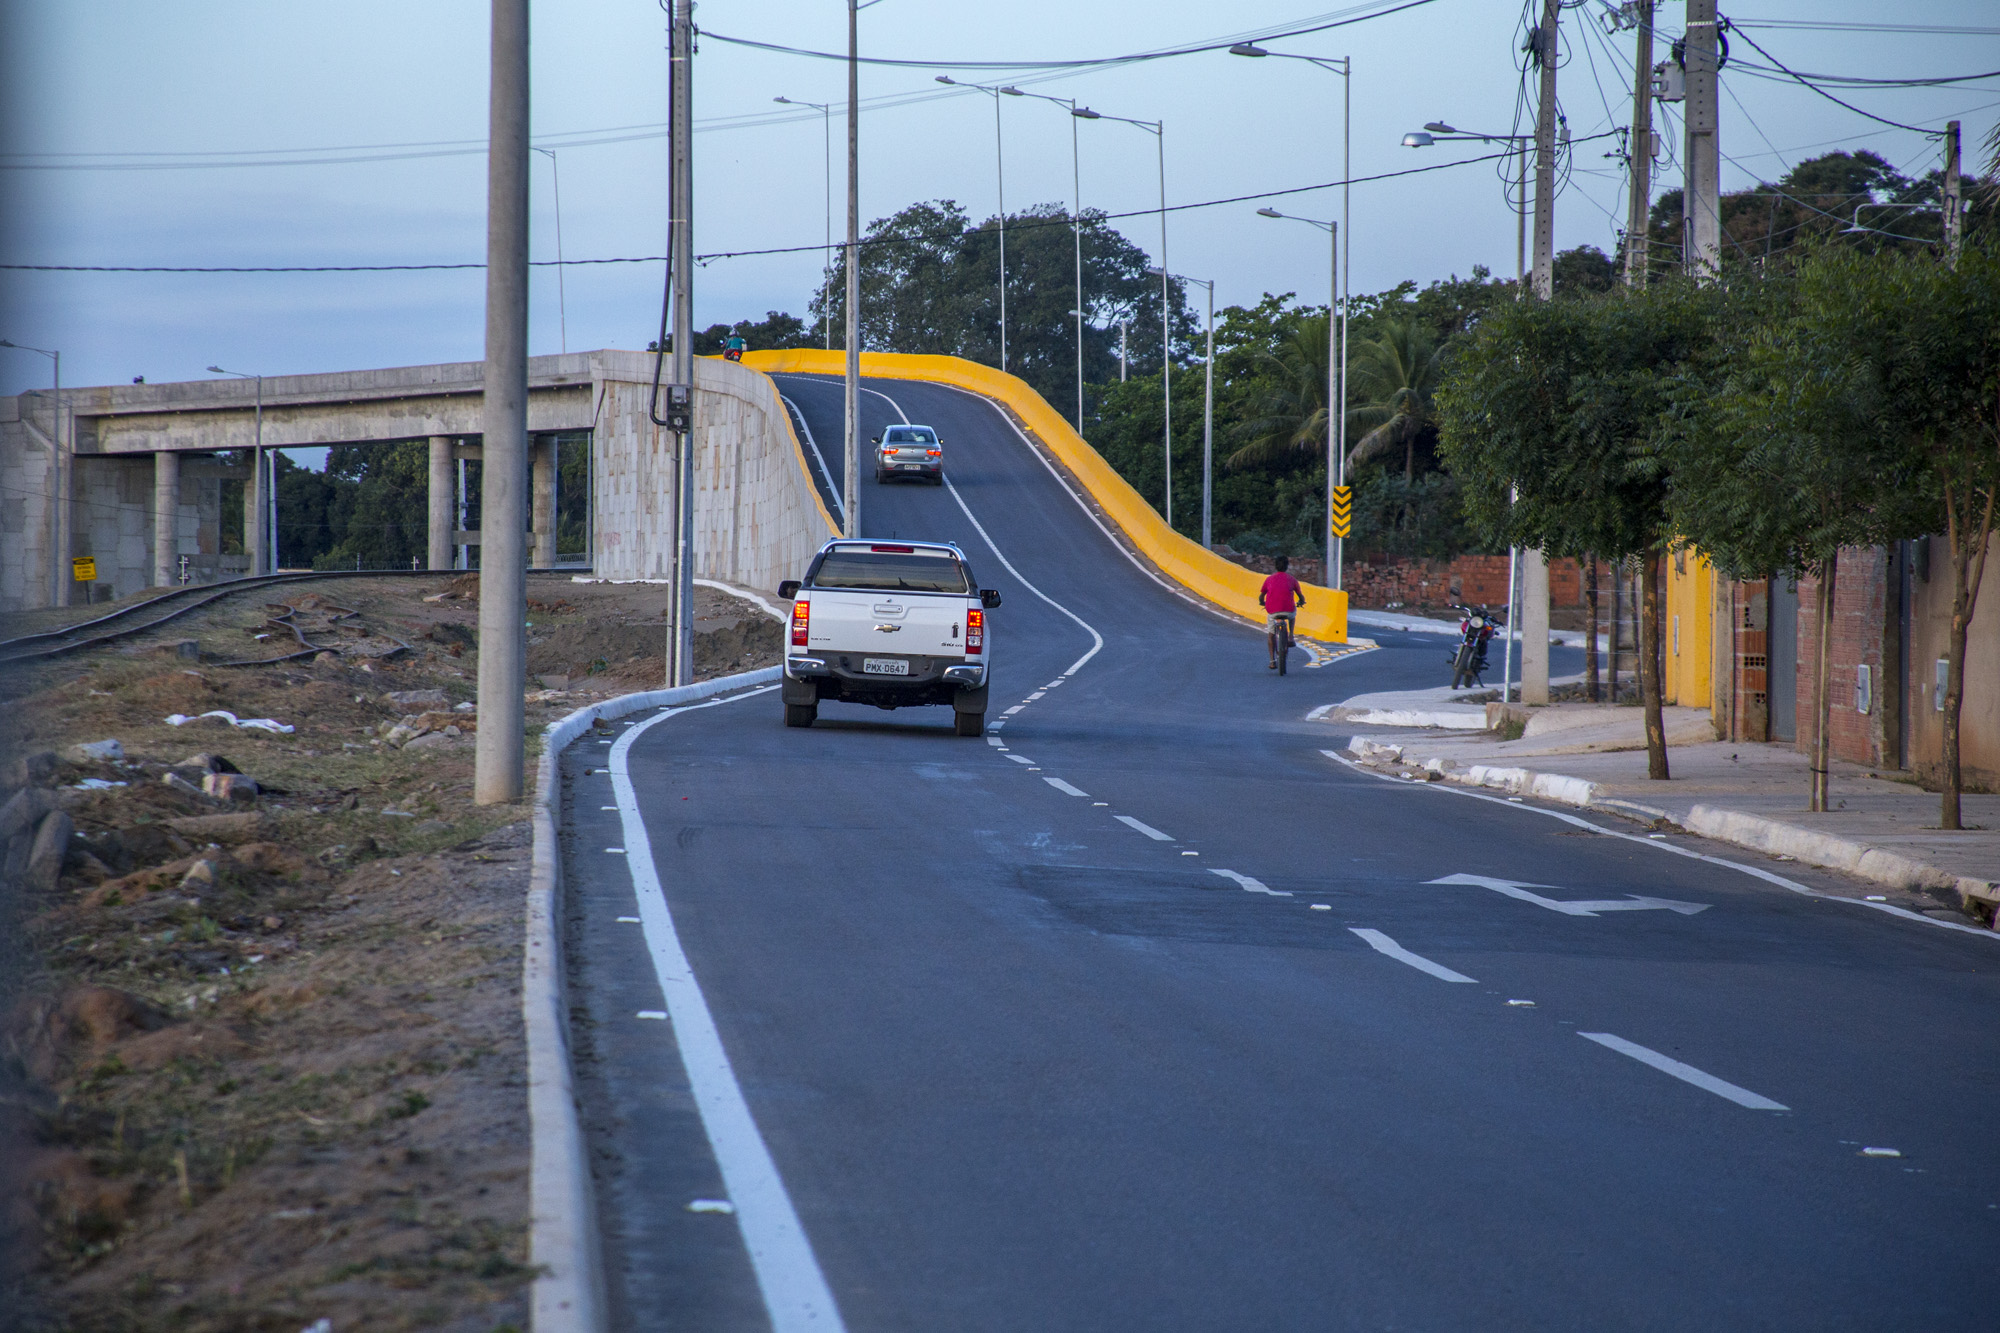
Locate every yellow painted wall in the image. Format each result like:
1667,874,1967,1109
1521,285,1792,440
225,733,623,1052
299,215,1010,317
739,348,1349,643
1664,548,1713,709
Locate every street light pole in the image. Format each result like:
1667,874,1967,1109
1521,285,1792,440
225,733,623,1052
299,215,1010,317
1001,87,1090,433
1256,209,1340,588
1231,44,1350,546
533,147,568,353
1082,108,1169,520
774,95,836,350
844,0,862,538
1180,277,1216,550
3,340,65,604
1401,124,1536,290
937,76,1011,374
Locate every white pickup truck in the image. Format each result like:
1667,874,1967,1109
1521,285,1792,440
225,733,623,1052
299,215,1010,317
778,539,1000,735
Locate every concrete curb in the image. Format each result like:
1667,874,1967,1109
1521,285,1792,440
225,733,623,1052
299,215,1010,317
1342,736,2000,916
525,666,782,1332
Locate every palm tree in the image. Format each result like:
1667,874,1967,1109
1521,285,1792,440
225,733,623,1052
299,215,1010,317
1345,319,1449,482
1224,313,1331,470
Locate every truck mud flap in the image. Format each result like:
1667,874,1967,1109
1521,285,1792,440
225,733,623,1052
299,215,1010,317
952,684,989,714
782,676,820,707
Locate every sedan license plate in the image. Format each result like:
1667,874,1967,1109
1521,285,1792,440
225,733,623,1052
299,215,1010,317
862,657,909,676
899,463,921,470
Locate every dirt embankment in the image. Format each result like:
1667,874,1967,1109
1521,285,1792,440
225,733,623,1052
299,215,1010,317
0,573,779,1331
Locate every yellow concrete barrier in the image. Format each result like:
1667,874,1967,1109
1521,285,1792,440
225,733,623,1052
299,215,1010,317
740,349,1348,642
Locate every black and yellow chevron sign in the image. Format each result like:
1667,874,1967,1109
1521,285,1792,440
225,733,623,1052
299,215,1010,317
1329,485,1353,539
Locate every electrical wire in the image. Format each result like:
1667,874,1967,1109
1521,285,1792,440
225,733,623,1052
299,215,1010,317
1,139,1616,274
1723,22,1949,137
699,0,1441,71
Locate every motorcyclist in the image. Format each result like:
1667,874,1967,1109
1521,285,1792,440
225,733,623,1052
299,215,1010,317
723,333,747,361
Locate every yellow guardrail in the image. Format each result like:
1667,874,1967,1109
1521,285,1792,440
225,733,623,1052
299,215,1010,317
739,348,1348,643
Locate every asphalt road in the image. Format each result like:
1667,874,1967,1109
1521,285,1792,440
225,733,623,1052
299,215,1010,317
561,372,2000,1331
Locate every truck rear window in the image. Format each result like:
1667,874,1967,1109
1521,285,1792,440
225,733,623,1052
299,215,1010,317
810,549,968,593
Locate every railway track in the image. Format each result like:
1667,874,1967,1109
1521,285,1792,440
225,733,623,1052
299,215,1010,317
0,568,580,665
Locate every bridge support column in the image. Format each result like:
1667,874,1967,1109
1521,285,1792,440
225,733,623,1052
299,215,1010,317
244,448,265,576
531,435,556,568
1521,547,1550,705
153,450,180,588
428,435,454,570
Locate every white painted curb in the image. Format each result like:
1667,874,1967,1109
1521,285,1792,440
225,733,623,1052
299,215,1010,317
1343,735,1999,914
525,666,783,1332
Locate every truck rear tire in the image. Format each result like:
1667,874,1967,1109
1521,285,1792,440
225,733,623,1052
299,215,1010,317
784,703,817,728
954,710,985,737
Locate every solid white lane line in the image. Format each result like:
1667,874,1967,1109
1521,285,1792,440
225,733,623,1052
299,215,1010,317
1318,748,2000,944
610,690,846,1333
777,392,846,521
1209,868,1292,897
1006,753,1035,765
1349,928,1477,984
1115,815,1173,841
1306,703,1336,721
1577,1032,1789,1111
1044,777,1089,797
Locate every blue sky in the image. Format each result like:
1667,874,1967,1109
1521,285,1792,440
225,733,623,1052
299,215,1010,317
3,0,1995,404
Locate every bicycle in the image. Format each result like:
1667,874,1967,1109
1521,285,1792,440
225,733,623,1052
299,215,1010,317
1268,614,1294,675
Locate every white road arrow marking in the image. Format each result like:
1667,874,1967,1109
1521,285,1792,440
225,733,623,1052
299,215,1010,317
1428,873,1710,917
1209,869,1291,896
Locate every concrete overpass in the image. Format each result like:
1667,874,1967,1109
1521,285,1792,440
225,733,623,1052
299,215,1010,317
0,351,836,611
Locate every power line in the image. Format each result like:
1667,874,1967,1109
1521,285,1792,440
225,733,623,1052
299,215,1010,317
1723,23,1949,137
4,140,1607,274
699,0,1441,70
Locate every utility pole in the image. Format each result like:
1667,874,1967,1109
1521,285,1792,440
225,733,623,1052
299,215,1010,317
1623,0,1656,286
668,0,696,686
843,0,861,539
1943,119,1963,268
474,0,530,805
1520,0,1560,706
1682,0,1721,280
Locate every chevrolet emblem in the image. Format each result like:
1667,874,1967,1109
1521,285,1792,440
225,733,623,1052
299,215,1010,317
874,623,901,633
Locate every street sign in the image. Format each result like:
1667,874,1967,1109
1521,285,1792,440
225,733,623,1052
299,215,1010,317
1428,873,1709,916
71,556,97,583
1329,485,1352,539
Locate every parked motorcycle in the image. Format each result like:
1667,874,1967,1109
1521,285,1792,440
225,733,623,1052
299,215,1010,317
1449,605,1497,689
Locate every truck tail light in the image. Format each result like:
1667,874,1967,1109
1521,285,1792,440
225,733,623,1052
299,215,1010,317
965,608,984,655
791,598,810,647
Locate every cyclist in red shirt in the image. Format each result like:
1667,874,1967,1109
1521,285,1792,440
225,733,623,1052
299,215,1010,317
1259,557,1305,671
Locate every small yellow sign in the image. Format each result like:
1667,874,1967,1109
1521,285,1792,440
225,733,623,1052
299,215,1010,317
1328,486,1353,540
71,556,98,583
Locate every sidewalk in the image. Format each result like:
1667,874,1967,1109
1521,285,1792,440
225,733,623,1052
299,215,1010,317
1328,689,1999,924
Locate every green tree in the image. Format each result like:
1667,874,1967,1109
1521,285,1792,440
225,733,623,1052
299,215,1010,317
1344,318,1449,482
1665,259,1911,811
316,440,432,571
1439,280,1719,778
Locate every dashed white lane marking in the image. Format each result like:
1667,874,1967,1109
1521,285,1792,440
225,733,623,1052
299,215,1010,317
1006,753,1035,765
1026,691,1046,701
1003,705,1026,715
1115,815,1174,841
1044,777,1090,797
617,916,641,923
1210,868,1291,896
1578,1032,1789,1111
610,686,847,1333
986,735,1005,747
637,1010,668,1020
605,847,627,854
1350,928,1477,984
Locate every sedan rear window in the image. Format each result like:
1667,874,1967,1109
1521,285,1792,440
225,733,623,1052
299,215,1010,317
810,548,968,593
884,426,937,444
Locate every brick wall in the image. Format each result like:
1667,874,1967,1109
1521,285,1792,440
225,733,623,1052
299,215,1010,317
1336,553,1589,612
1794,546,1890,767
